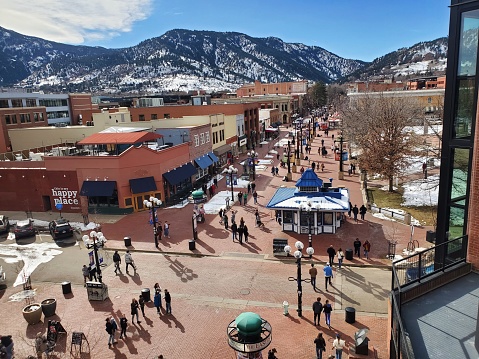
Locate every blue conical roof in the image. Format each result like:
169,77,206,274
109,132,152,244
295,168,323,188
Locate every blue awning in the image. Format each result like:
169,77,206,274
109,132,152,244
129,176,157,194
163,163,196,186
194,154,213,169
80,181,116,197
207,151,219,163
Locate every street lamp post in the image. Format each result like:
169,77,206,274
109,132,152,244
335,133,345,180
284,241,314,317
287,140,292,181
82,231,106,283
223,165,238,201
424,140,429,179
247,150,259,181
144,197,162,248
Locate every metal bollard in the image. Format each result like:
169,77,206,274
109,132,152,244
283,301,289,316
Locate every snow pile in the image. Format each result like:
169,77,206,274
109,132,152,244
401,175,439,206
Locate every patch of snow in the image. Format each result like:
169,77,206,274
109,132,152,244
401,175,439,206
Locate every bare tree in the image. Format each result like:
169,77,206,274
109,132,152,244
341,93,423,191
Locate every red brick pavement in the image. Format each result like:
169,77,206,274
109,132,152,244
1,254,388,359
101,127,431,264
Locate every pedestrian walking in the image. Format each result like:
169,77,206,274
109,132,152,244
337,248,344,269
253,191,258,204
348,163,353,176
244,224,249,243
323,263,333,291
323,299,333,329
89,264,97,281
309,263,318,289
82,265,90,286
363,240,371,260
353,238,361,258
225,196,230,210
231,210,236,224
164,289,172,314
208,186,213,198
223,213,229,230
243,192,248,205
131,298,141,324
231,221,238,241
125,250,136,274
331,134,334,141
255,209,263,227
238,223,244,243
275,167,279,176
311,162,316,171
0,335,13,359
352,163,356,174
271,166,275,176
320,163,325,172
113,250,121,274
247,182,251,194
238,191,243,205
213,177,218,187
251,182,256,192
105,317,117,347
348,202,352,218
327,245,336,265
138,295,146,317
268,348,278,359
312,297,323,326
119,315,128,339
314,332,326,359
164,221,170,238
359,204,367,220
219,208,224,224
157,221,163,241
332,333,346,359
352,205,359,222
154,290,162,315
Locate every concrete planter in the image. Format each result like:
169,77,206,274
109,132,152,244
41,298,57,317
22,303,42,325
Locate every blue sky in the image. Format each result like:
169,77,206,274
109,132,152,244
1,0,451,62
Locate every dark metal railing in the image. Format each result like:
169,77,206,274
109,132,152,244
389,235,468,359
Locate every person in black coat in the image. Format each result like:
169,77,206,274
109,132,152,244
352,204,359,222
359,204,367,220
238,224,244,243
354,238,362,258
231,221,238,241
326,245,336,265
243,225,249,243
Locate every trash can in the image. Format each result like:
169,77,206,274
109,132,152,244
283,301,289,316
189,239,196,250
124,236,131,247
61,281,72,295
141,288,151,302
345,248,353,261
345,307,356,323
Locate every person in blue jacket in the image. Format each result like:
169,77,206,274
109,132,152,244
323,263,333,291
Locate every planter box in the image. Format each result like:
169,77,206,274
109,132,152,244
41,298,57,317
22,303,42,325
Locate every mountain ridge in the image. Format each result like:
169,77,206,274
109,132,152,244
0,26,447,93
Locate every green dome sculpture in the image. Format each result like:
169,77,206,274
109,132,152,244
235,312,262,337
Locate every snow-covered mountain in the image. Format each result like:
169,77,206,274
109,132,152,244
0,26,448,93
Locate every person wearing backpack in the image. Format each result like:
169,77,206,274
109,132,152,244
314,332,326,359
106,317,117,347
119,315,128,339
113,250,121,274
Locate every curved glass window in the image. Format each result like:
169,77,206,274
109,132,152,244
450,148,469,200
453,78,475,138
458,9,479,76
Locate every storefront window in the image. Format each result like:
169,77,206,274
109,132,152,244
300,211,311,226
458,9,479,76
450,148,469,201
283,210,293,224
453,78,475,138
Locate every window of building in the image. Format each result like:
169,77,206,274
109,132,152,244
139,114,145,121
299,186,319,192
46,111,69,119
458,9,479,76
0,100,8,108
323,212,333,225
33,113,39,122
11,99,23,108
283,210,293,224
200,133,205,145
453,78,474,138
220,129,225,142
39,99,68,107
205,132,210,143
5,115,11,124
20,114,26,123
125,198,133,206
25,113,31,122
151,114,158,120
194,135,200,147
10,114,17,124
163,114,171,119
25,99,36,107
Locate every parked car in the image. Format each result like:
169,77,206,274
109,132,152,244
14,219,36,239
0,215,9,234
49,219,74,240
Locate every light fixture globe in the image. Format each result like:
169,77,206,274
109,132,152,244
96,232,103,239
284,245,292,254
82,235,89,242
295,241,304,250
306,247,314,256
149,196,155,202
90,230,97,238
293,250,302,259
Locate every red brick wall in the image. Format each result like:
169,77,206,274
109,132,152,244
69,94,100,125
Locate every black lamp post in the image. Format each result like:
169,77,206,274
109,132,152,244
82,231,106,283
284,241,314,317
144,197,162,247
334,133,345,179
248,150,258,181
223,165,238,201
424,140,429,179
287,141,291,174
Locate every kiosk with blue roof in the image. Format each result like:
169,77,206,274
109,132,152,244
266,169,350,234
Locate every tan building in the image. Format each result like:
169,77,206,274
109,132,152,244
236,80,308,97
